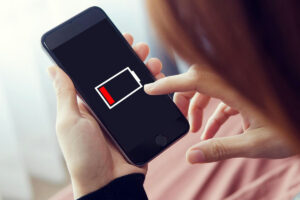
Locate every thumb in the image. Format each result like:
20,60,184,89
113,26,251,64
186,134,256,163
48,66,80,118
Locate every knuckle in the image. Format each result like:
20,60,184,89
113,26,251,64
209,139,228,161
191,94,209,110
188,65,201,81
190,99,202,112
125,33,133,38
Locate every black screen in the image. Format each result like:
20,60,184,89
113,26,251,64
51,18,182,158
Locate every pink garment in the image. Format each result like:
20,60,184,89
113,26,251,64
50,99,300,200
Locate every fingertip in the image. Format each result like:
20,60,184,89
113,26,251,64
186,148,205,164
147,58,162,71
189,128,197,134
190,110,203,134
133,42,150,61
146,58,163,77
185,149,192,163
143,83,154,94
140,42,150,52
201,115,221,140
189,124,199,134
201,124,217,140
123,33,134,45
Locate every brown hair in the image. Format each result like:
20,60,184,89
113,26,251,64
147,0,300,140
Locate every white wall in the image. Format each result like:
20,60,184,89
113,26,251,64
0,85,32,199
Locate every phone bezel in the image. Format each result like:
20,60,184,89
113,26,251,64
41,6,189,166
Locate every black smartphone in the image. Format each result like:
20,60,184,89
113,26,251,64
41,7,189,166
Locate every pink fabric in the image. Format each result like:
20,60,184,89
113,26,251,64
50,99,300,200
144,99,300,200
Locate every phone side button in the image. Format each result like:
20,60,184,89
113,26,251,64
155,134,168,147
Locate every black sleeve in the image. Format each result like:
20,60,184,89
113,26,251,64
77,173,148,200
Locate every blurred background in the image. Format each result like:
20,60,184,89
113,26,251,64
0,0,186,199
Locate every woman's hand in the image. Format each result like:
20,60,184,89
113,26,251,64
48,33,164,199
144,64,295,164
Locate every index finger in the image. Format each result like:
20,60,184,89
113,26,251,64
144,72,196,95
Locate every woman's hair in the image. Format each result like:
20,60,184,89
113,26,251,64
147,0,300,139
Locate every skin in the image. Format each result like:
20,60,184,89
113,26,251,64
144,64,295,163
48,33,295,198
48,33,164,198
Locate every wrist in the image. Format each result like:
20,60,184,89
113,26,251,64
71,174,113,199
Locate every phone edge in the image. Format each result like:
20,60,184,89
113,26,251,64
41,6,190,166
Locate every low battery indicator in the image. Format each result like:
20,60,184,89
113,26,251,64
95,67,142,109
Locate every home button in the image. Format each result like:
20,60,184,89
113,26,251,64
155,134,167,147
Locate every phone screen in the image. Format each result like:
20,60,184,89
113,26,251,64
47,13,187,164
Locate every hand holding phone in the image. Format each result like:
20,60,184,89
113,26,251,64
42,7,189,166
48,34,160,198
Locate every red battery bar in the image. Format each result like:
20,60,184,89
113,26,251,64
98,86,115,105
95,67,142,109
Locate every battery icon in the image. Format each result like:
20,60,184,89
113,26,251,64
95,67,142,109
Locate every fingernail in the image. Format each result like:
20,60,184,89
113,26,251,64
144,83,154,93
47,67,57,81
188,149,205,163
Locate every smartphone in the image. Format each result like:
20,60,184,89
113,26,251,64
41,7,189,166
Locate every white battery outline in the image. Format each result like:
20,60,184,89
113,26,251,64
94,67,142,109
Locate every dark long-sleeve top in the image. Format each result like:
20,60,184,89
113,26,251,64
78,173,148,200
